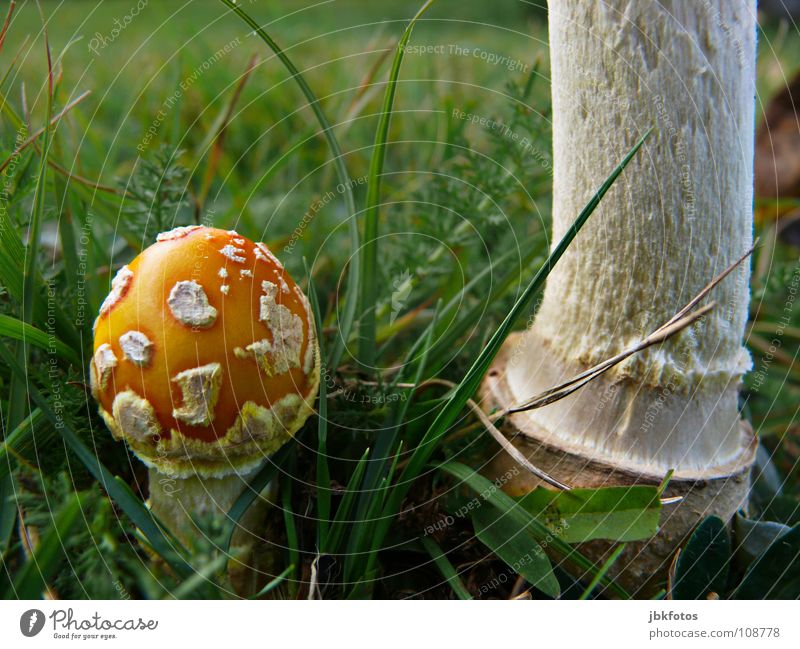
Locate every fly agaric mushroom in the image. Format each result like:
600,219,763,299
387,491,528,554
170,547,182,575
90,225,319,547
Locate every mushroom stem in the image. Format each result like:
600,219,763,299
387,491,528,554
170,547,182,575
482,0,757,593
147,467,267,548
147,465,275,594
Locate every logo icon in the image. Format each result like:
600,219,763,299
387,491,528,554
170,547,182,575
20,609,45,637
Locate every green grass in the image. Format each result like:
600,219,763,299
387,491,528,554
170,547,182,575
1,0,799,600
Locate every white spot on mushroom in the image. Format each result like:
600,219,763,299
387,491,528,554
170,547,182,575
156,225,202,242
171,362,222,427
279,276,290,294
167,280,217,328
225,397,299,453
99,266,134,317
220,284,230,295
240,269,253,279
218,268,228,279
219,244,246,263
93,344,118,390
255,280,304,374
119,331,154,367
236,339,272,373
259,281,278,321
233,237,245,246
254,242,284,270
112,390,161,442
227,229,239,236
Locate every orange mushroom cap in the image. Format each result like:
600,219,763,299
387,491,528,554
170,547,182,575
90,226,320,478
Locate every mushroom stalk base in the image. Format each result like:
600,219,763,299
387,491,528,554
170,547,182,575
481,334,757,596
148,466,276,594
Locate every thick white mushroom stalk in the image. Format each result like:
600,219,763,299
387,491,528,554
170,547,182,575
482,0,758,587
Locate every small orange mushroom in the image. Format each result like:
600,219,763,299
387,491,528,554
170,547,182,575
90,225,319,547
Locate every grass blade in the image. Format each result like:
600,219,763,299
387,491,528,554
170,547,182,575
280,452,300,598
360,299,440,503
8,492,84,599
579,544,626,599
370,131,651,570
345,302,441,583
0,341,192,578
472,503,558,597
391,231,546,382
166,554,227,600
326,448,370,554
420,536,472,600
11,9,56,432
0,474,15,557
216,0,359,372
0,314,81,365
358,0,436,368
304,262,330,550
0,408,48,482
248,564,295,599
442,461,630,598
223,444,293,554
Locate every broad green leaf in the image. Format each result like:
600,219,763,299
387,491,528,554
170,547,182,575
517,485,662,543
440,461,630,598
734,522,800,599
472,504,558,598
734,513,791,569
765,496,800,527
672,516,730,600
